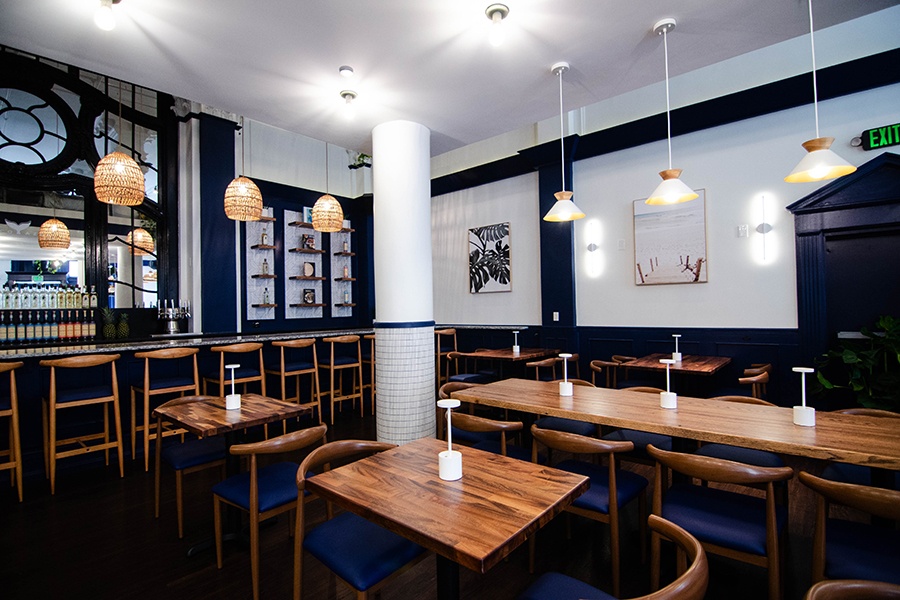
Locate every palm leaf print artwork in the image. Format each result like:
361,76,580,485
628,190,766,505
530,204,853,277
469,222,511,293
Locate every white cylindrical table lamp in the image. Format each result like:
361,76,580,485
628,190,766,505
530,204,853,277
792,367,816,426
436,399,463,480
225,363,241,410
558,353,573,396
672,334,682,363
659,358,677,408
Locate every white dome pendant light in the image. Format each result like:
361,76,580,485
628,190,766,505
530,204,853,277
543,62,585,222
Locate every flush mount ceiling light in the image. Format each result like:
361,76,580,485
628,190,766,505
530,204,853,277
94,79,146,206
485,4,510,47
38,218,70,249
94,0,121,31
312,143,344,233
224,117,263,221
645,18,698,206
785,0,856,183
339,65,354,78
543,62,586,223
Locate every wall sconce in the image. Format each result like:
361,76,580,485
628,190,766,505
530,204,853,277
584,219,605,278
757,194,773,260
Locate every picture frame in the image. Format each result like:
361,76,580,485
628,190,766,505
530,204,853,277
468,222,511,293
633,189,708,285
301,234,316,250
302,262,315,277
303,206,313,223
303,288,316,304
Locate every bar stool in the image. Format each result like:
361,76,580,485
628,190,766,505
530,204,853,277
435,328,458,387
361,333,376,409
319,335,363,425
131,347,200,472
203,342,266,397
40,353,124,495
264,339,322,425
0,361,24,502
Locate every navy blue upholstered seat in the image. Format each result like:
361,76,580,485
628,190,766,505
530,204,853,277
283,360,316,373
824,518,900,584
161,436,225,470
556,459,648,515
534,416,596,437
519,571,615,600
448,372,494,384
212,461,298,513
695,443,785,468
821,461,900,490
148,375,195,390
472,440,545,464
56,385,114,404
304,511,426,591
451,425,500,445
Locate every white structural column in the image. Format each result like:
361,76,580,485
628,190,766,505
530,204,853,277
371,120,435,444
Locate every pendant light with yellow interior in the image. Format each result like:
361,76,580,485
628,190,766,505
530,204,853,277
38,217,70,249
94,78,145,206
224,117,263,221
311,142,344,232
126,227,154,255
543,62,585,222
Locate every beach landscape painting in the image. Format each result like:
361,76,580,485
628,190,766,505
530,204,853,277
633,189,707,285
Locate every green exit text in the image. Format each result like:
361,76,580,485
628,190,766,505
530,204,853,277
862,123,900,151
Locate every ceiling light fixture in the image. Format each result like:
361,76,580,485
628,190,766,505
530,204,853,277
485,4,510,47
311,143,344,233
645,18,697,206
224,117,263,221
38,218,70,249
340,89,357,120
126,227,155,256
94,79,146,206
339,65,354,78
94,0,120,31
543,62,585,223
785,0,856,183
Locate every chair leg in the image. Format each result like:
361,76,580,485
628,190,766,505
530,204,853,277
650,530,661,591
103,402,110,466
154,420,162,519
130,387,137,463
112,397,124,478
41,400,49,478
250,510,260,600
176,470,185,538
143,392,151,472
11,413,22,502
49,403,57,495
214,495,223,569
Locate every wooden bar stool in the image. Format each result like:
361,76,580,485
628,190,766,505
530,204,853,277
40,353,124,495
434,328,458,388
319,335,363,425
0,361,24,502
362,333,376,408
131,347,200,472
203,342,266,397
264,339,322,425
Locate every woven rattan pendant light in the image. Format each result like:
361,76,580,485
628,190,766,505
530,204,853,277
94,79,145,206
38,217,70,249
126,227,154,255
312,143,344,232
224,117,263,221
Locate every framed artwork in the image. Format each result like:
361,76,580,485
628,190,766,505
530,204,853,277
468,222,511,293
633,189,707,285
303,206,313,223
302,262,315,277
303,288,316,304
301,234,316,250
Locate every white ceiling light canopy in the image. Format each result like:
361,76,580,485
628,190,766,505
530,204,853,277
94,0,121,31
645,17,698,206
485,4,510,47
543,61,586,223
339,65,354,78
785,0,857,183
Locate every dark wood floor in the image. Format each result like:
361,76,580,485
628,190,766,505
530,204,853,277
2,407,820,600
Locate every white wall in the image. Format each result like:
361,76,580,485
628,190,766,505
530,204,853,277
432,173,542,325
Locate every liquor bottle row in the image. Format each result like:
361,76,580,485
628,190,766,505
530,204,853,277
0,310,98,344
1,284,99,311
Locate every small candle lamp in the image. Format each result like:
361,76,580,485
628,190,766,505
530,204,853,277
512,330,520,355
436,399,463,480
225,363,241,410
792,367,816,426
558,353,574,396
659,358,677,408
672,334,682,363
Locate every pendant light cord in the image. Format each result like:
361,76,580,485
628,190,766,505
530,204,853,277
808,0,820,138
325,142,329,194
558,67,566,192
663,28,672,171
239,115,245,176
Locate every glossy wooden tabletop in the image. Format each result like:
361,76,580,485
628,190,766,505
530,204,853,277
304,437,589,574
622,353,732,375
451,379,900,469
152,394,309,437
455,347,559,362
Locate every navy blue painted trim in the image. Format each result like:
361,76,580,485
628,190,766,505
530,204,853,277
374,321,436,329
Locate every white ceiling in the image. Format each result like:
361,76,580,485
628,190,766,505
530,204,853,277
1,0,897,158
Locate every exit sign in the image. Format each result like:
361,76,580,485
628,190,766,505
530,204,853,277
861,123,900,151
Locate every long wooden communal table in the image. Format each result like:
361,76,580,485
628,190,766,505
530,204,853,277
304,436,589,600
450,379,900,470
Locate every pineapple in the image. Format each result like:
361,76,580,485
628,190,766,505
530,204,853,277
101,308,117,339
116,312,130,339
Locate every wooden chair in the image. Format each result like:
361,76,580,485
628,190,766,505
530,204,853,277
532,378,598,437
0,361,24,502
804,580,900,600
694,396,785,469
446,351,494,384
130,347,200,472
529,424,649,597
447,411,530,461
647,444,793,600
602,386,672,465
319,335,364,424
798,471,900,586
40,353,124,495
590,358,619,388
264,339,322,426
739,366,770,400
435,327,458,387
203,342,266,397
361,333,376,405
557,353,581,379
214,424,328,600
437,381,484,439
153,395,227,539
820,409,900,489
293,439,429,600
527,356,558,381
518,514,707,600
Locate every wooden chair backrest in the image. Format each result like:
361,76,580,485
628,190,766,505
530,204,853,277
531,424,633,455
832,408,900,418
648,444,794,486
438,381,481,399
554,378,594,387
804,580,900,600
322,335,359,345
612,355,636,364
709,395,776,407
297,439,397,492
210,342,264,354
230,424,327,457
273,338,317,350
798,471,900,521
40,353,120,369
642,515,709,600
450,412,522,434
135,347,200,360
0,361,24,375
623,386,666,394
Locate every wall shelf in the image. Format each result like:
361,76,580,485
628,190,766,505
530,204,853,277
334,251,356,257
289,275,326,281
246,209,276,322
288,221,314,228
251,303,278,308
334,277,357,282
251,244,276,250
251,274,277,279
288,248,326,254
289,303,326,308
257,215,276,222
334,302,356,308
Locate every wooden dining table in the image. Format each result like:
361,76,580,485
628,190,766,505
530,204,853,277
622,353,732,375
453,347,559,379
303,436,589,600
450,378,900,470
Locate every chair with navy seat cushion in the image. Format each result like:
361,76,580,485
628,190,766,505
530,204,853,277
534,378,599,438
0,361,24,502
804,579,900,600
40,353,124,495
798,471,900,586
437,381,486,440
519,514,708,600
647,444,793,600
293,439,429,600
529,424,649,597
131,347,200,472
213,424,327,600
601,387,672,466
435,328,458,388
265,338,322,426
446,351,494,385
319,335,364,425
153,395,227,539
820,409,900,491
446,410,537,462
694,396,785,470
590,359,619,388
203,342,266,398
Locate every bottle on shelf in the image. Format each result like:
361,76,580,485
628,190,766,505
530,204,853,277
343,290,350,304
343,265,349,278
66,310,75,339
87,310,96,340
343,240,349,252
41,310,49,342
90,285,98,308
0,312,7,345
16,311,25,343
261,226,269,246
81,286,89,309
31,286,40,309
49,311,59,341
73,310,83,340
56,285,65,309
263,287,270,304
25,311,35,342
262,258,269,275
22,287,31,310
